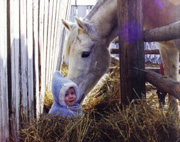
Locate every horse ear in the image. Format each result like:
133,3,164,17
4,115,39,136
75,17,89,33
62,19,73,31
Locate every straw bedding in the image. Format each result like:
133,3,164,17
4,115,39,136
19,65,180,142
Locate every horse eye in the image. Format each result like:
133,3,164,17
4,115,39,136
81,51,90,58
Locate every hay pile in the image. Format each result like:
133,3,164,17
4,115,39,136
19,101,180,142
82,66,121,111
19,65,180,142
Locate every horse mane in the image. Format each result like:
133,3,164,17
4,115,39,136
64,0,108,61
85,0,106,20
63,24,78,61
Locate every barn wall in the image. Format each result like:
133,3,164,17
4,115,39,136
0,0,9,141
0,0,71,141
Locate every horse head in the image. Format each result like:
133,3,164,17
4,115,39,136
62,18,111,102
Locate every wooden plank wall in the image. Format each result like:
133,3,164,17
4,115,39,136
0,0,71,141
0,0,9,141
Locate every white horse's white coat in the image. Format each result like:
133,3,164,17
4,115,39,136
62,0,180,111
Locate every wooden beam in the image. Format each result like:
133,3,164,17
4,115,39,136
145,69,180,101
144,21,180,42
145,67,160,73
144,49,159,54
145,67,180,74
112,21,180,43
118,0,145,107
111,48,160,55
110,48,119,54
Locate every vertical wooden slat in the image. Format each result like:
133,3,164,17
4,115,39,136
20,0,28,117
55,0,65,71
43,0,48,84
43,0,49,57
118,0,145,107
0,0,9,141
46,0,54,85
7,0,11,140
33,0,40,117
56,0,72,71
0,1,3,141
49,0,57,84
39,0,45,113
52,0,61,73
10,0,20,140
27,0,34,117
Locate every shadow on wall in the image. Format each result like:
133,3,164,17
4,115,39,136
0,41,9,142
0,37,36,141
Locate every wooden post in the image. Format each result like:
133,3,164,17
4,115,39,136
111,48,160,55
117,0,145,107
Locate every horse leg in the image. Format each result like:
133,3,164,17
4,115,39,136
156,89,167,108
158,41,179,117
156,62,167,108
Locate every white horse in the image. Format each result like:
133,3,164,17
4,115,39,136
62,0,180,111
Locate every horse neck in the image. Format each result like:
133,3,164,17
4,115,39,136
84,0,118,44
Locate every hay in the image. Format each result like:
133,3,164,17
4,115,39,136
82,66,121,111
60,63,69,77
19,65,180,142
19,99,180,142
44,85,54,112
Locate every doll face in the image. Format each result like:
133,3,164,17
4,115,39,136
65,87,77,106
